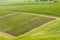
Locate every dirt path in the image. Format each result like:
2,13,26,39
0,12,60,20
0,12,18,19
19,12,60,20
0,32,16,38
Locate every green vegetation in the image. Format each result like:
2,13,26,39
0,11,14,16
5,4,60,17
0,2,59,17
0,13,53,36
0,34,11,40
14,20,60,40
0,1,60,40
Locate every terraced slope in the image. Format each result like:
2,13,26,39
14,19,60,40
0,13,53,36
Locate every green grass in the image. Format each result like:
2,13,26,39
14,19,60,40
0,2,60,17
0,10,15,16
0,1,58,5
0,34,11,40
0,2,60,40
0,13,53,36
3,3,60,17
15,34,60,40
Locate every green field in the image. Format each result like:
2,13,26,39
0,3,60,17
0,1,60,40
0,13,53,36
14,20,60,40
0,34,11,40
5,4,60,17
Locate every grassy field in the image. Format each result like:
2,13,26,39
0,13,53,36
0,34,11,40
0,2,60,17
4,3,60,17
0,3,60,17
14,19,60,40
0,1,60,40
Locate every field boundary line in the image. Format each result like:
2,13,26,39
0,12,18,19
0,32,16,38
19,12,60,20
